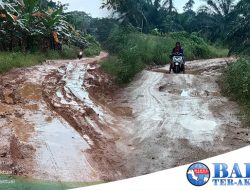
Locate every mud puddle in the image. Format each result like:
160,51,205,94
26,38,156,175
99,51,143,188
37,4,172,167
26,109,96,182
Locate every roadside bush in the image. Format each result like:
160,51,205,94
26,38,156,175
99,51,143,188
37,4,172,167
60,45,79,59
101,56,123,78
221,57,250,124
222,58,250,101
102,56,144,84
102,28,228,84
45,45,79,60
85,45,101,57
84,34,102,57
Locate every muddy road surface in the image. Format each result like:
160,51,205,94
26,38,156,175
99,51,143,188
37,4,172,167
0,52,127,182
0,55,249,183
114,58,250,177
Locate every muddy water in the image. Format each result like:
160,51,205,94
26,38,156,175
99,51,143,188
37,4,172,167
62,62,105,117
26,109,96,182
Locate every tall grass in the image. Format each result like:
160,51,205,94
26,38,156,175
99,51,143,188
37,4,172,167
101,28,228,84
0,52,44,73
220,57,250,125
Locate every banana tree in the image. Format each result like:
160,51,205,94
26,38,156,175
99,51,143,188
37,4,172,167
41,7,70,49
0,1,22,50
0,0,87,51
16,0,47,50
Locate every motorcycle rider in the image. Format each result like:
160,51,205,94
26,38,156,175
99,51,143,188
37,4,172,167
169,42,185,73
78,48,84,59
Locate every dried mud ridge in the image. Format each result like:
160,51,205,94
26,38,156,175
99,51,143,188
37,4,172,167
0,54,249,182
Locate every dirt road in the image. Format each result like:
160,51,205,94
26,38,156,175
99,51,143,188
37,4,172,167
115,58,250,177
0,54,249,183
0,52,127,182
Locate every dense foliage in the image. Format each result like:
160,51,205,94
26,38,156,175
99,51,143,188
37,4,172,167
0,0,102,74
101,28,227,84
0,0,99,53
64,0,249,57
226,0,250,55
101,0,249,54
222,58,250,102
221,58,250,124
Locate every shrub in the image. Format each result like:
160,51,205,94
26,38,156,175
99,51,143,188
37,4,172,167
85,45,101,57
221,57,250,125
101,56,144,84
222,58,250,101
84,34,102,57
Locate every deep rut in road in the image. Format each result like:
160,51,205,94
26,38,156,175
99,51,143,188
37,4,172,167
0,54,249,183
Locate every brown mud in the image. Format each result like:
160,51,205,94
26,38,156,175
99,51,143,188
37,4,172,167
0,55,249,183
0,52,127,182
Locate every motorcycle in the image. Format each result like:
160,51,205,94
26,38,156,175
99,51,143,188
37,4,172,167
170,53,185,74
78,50,83,59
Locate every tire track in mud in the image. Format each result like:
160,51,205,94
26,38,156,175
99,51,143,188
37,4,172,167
147,73,170,129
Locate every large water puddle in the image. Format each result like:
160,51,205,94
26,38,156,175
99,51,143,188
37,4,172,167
25,107,96,182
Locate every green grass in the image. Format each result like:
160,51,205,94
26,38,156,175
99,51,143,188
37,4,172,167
101,29,228,84
45,45,79,60
0,52,44,74
0,175,102,190
102,56,144,84
0,45,100,74
220,57,250,126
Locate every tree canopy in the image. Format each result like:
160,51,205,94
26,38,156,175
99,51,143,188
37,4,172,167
100,0,248,54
